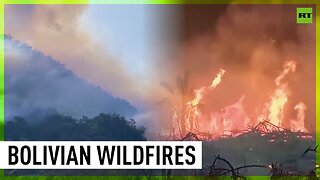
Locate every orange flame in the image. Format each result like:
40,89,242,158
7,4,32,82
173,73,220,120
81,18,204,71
267,84,289,126
209,69,226,90
169,60,309,139
185,69,226,132
265,61,296,126
291,102,307,132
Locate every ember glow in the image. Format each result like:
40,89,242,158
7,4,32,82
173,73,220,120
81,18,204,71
170,61,309,139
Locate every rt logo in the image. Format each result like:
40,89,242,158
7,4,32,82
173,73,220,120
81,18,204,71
296,8,312,24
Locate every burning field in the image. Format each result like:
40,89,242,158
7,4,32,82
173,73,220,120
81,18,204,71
158,58,316,176
165,60,312,140
146,5,316,143
4,4,316,177
150,5,316,176
5,4,315,141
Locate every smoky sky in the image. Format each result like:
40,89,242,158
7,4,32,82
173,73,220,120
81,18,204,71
179,4,307,42
4,35,136,121
153,4,315,132
3,4,316,134
4,4,167,112
178,4,229,42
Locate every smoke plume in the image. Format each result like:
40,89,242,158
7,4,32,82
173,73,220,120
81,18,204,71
154,5,315,134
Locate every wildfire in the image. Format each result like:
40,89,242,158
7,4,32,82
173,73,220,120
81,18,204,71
291,102,307,132
185,69,226,132
267,85,289,126
170,61,309,139
264,61,296,127
209,69,226,90
188,69,225,107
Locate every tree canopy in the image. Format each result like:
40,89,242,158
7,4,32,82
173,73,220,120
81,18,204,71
5,113,146,141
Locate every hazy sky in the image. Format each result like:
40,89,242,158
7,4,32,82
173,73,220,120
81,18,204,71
80,5,154,77
4,5,173,112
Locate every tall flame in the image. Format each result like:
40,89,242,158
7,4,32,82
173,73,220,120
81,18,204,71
185,69,226,132
267,84,289,126
265,61,296,126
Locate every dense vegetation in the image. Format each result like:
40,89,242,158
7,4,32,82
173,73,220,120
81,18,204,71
5,113,146,141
